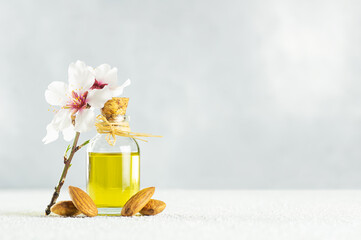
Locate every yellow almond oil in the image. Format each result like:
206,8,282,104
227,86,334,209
87,152,140,211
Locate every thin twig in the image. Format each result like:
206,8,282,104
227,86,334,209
45,132,80,215
74,139,90,153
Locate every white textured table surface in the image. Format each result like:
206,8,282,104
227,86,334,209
1,190,361,240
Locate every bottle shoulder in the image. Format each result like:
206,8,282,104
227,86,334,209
87,134,139,153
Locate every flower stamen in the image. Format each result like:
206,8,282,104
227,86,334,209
65,91,89,114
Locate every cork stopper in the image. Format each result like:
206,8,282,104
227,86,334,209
101,97,129,120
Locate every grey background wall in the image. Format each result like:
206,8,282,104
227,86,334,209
0,0,360,189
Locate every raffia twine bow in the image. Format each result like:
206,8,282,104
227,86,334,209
95,115,162,145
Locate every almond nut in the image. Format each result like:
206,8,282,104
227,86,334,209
139,199,166,216
50,200,81,217
121,187,155,216
68,186,98,217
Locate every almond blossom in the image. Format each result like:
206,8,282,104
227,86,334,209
89,63,131,97
43,60,130,144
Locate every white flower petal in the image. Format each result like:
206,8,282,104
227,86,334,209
95,64,117,86
87,66,95,75
94,64,111,79
62,125,75,142
74,109,95,133
68,60,95,91
52,109,72,131
42,123,59,144
45,81,68,106
105,67,118,86
87,86,112,108
112,79,131,96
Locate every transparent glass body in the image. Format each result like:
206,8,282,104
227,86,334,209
86,115,140,215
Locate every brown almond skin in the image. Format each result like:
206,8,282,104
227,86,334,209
68,186,98,217
139,199,166,216
50,200,81,217
121,187,155,216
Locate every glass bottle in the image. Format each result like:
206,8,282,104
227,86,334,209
86,115,140,215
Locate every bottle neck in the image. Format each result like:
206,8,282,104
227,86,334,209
106,115,131,133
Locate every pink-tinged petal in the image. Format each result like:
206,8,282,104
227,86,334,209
65,91,88,112
112,79,131,96
68,60,95,91
90,80,108,90
62,125,75,141
95,64,117,87
74,109,95,133
87,86,112,108
45,81,68,106
42,123,59,144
